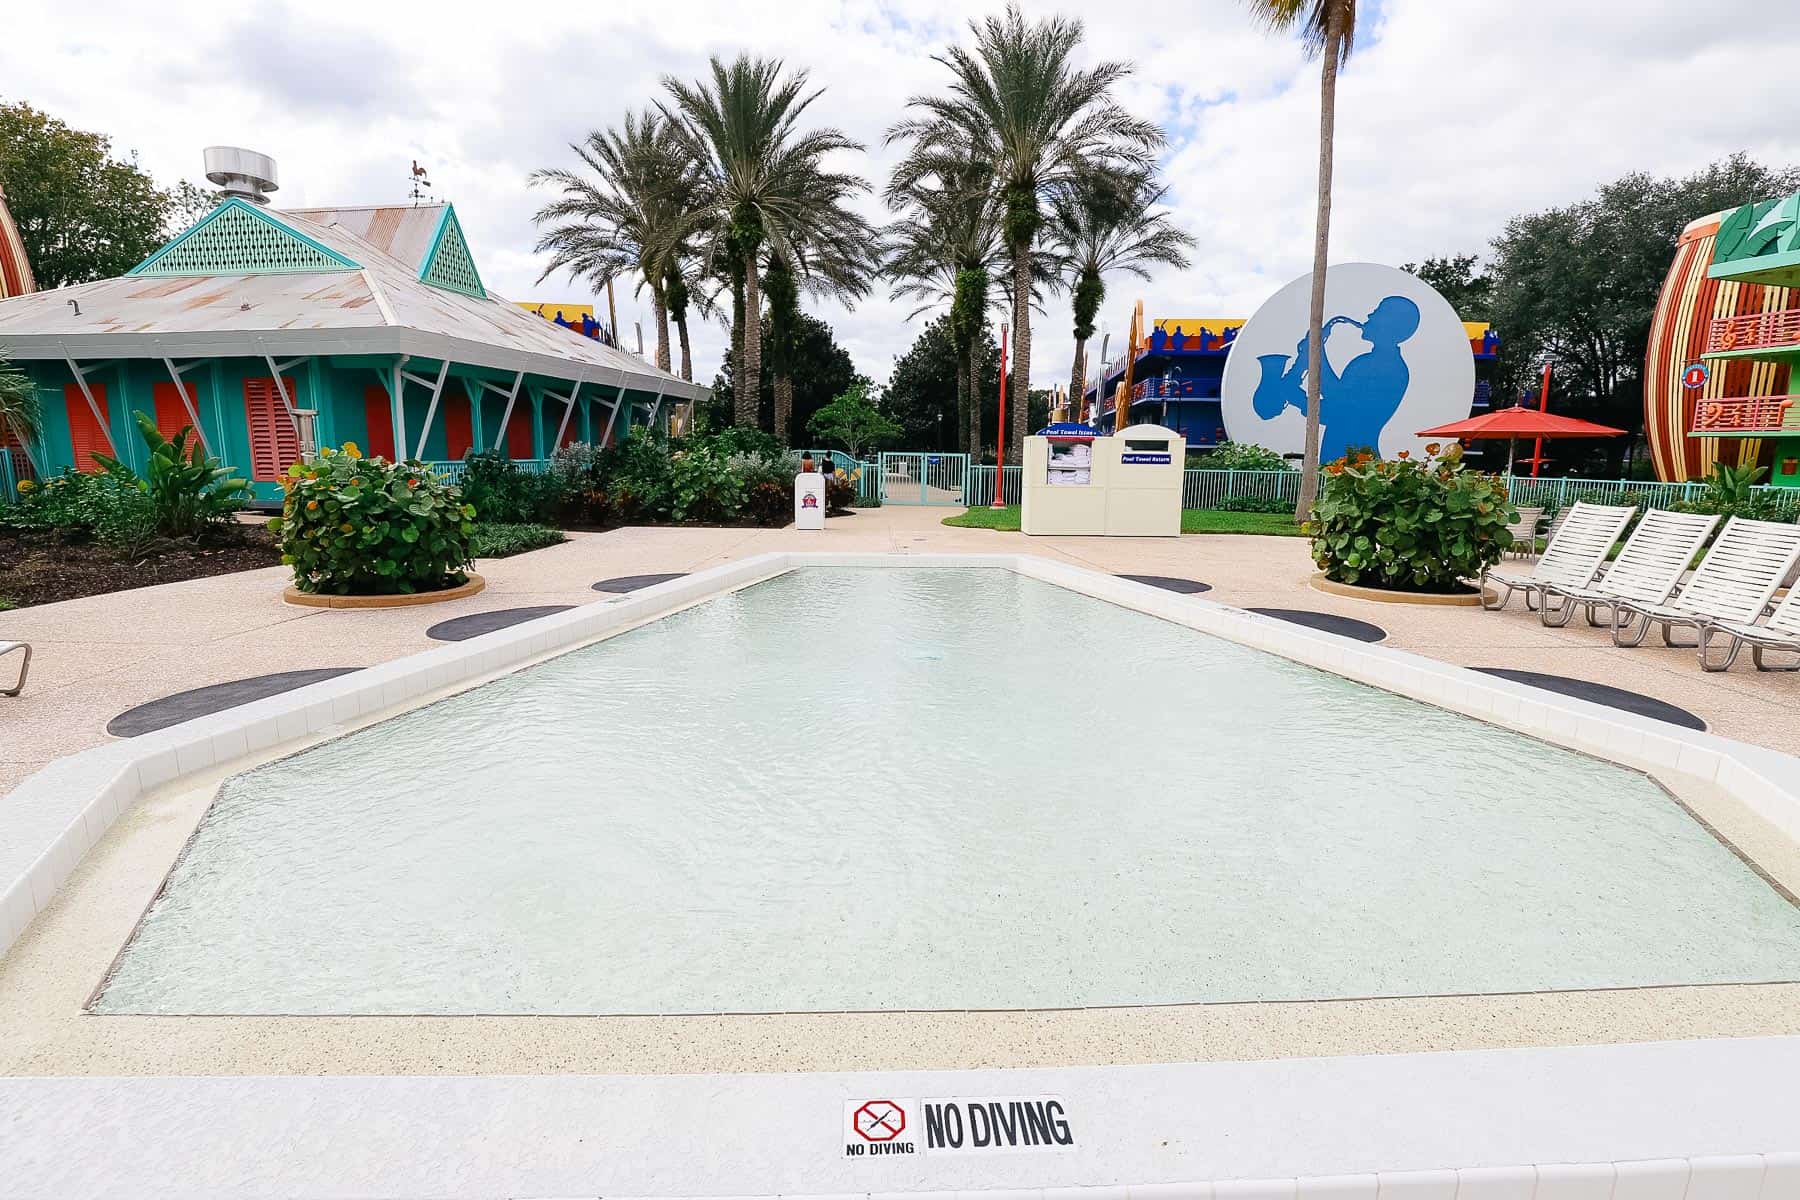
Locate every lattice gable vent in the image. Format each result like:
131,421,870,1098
130,200,359,276
419,207,486,298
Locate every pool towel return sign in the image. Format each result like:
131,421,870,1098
843,1096,1075,1157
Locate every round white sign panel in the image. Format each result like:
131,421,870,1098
1219,263,1476,462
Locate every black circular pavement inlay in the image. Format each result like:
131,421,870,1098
426,605,576,642
1116,574,1212,594
1249,607,1388,643
1472,668,1707,731
108,668,363,737
592,572,689,593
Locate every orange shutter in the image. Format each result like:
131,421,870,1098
444,392,473,460
63,383,113,472
363,387,397,461
152,381,200,442
243,377,303,482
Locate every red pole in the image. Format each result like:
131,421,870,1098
1530,362,1551,478
991,323,1009,508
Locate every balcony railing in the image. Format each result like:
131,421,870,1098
1692,394,1800,433
1706,309,1800,355
1129,379,1221,403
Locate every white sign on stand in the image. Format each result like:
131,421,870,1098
794,473,826,531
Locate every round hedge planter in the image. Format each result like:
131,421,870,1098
283,573,486,609
1309,571,1487,607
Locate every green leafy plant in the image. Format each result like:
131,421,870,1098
458,450,569,524
269,445,476,596
1308,443,1515,593
93,411,249,537
468,522,566,558
1189,441,1292,472
1,467,160,553
667,443,745,522
1216,493,1292,513
1671,462,1799,524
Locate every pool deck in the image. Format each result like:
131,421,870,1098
5,503,1800,799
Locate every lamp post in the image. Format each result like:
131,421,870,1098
991,322,1009,508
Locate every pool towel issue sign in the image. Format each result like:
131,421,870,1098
844,1097,1076,1158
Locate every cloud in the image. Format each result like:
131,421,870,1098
7,0,1800,396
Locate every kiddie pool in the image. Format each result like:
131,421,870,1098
5,552,1800,1197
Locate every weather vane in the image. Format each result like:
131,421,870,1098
408,160,433,206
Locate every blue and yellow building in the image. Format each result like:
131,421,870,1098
0,196,701,501
1084,315,1501,447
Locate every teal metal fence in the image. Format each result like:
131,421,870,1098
964,464,1023,506
879,452,970,505
425,458,553,484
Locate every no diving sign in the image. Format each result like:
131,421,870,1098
844,1096,1075,1158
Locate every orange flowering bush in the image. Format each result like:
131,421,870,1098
269,444,476,595
1307,442,1515,593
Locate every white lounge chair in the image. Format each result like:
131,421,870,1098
1538,509,1720,632
1698,576,1800,671
1481,502,1634,611
1503,505,1545,560
0,641,28,697
1616,516,1800,652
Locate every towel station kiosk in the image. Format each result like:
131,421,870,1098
1021,422,1185,537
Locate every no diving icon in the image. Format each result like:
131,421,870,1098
854,1101,905,1142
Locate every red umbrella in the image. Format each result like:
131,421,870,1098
1417,405,1625,474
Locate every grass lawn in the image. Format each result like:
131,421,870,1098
942,506,1306,536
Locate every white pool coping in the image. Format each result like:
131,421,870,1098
6,551,1800,1192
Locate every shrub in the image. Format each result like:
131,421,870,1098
1190,441,1293,472
824,474,855,514
95,411,249,537
1308,443,1515,593
270,445,476,595
742,479,791,526
1,468,161,553
667,443,745,522
1671,463,1800,524
457,451,568,523
1216,493,1291,513
468,522,566,558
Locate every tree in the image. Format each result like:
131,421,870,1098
1048,168,1194,417
1246,0,1358,519
662,55,869,429
712,310,859,441
1487,154,1800,475
890,5,1161,464
808,380,901,459
0,101,206,288
530,109,697,375
1402,253,1492,322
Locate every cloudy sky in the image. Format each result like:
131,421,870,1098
10,0,1800,394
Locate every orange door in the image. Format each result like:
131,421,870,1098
152,381,201,444
443,391,474,460
363,387,397,461
505,406,532,459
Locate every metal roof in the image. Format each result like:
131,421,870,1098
0,203,704,401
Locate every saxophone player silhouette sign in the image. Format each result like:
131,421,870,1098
1220,263,1476,463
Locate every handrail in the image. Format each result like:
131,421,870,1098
1707,309,1800,354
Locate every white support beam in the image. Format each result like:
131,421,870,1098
412,359,452,461
260,349,303,438
550,375,587,453
599,388,625,448
491,371,526,453
644,386,667,433
160,356,212,455
391,362,408,461
61,352,117,459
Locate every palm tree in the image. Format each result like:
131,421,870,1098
890,5,1161,463
662,55,868,430
1247,0,1357,517
1048,169,1195,424
529,109,696,375
884,160,1003,457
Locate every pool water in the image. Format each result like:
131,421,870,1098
96,568,1800,1015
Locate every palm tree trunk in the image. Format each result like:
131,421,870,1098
651,287,672,375
967,338,984,460
675,310,693,382
1296,26,1342,521
739,258,763,429
1009,241,1032,464
954,352,971,455
1068,337,1087,426
730,276,746,420
774,374,794,443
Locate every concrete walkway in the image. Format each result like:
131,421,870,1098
4,503,1799,797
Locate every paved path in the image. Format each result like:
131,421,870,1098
4,503,1799,797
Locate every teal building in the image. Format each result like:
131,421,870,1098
0,197,702,501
